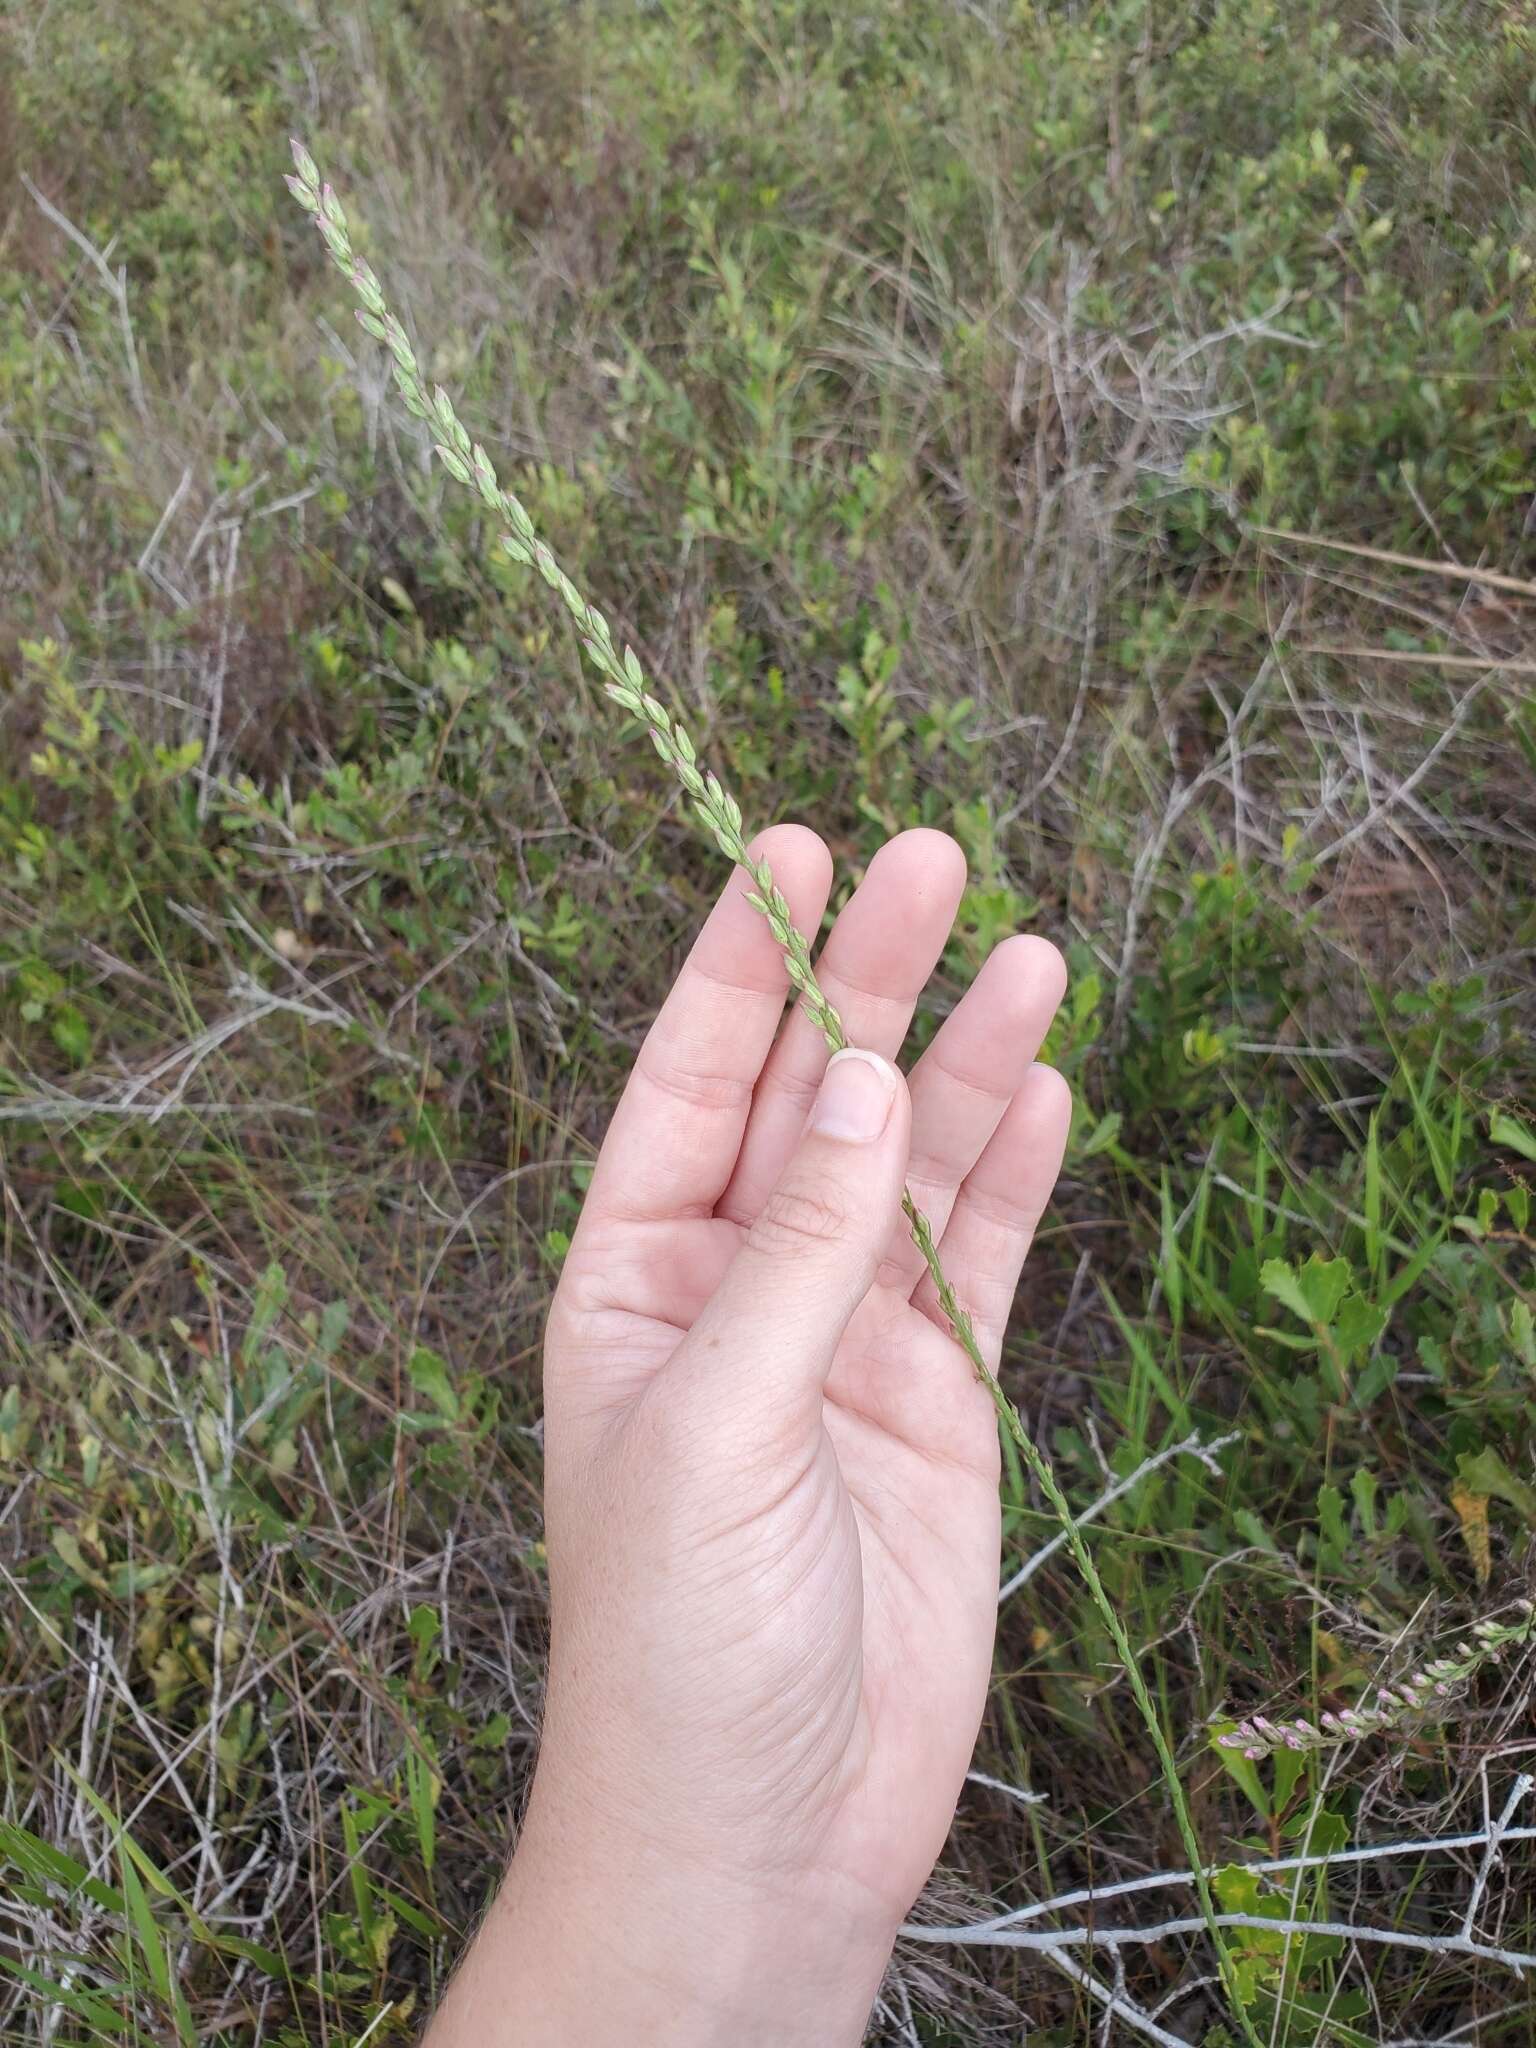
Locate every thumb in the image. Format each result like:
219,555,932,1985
679,1047,912,1420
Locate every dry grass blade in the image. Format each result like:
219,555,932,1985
1302,647,1536,674
1254,525,1536,599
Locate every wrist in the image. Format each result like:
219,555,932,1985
427,1785,898,2047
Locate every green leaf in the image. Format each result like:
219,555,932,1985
382,1887,443,1939
1208,1731,1270,1819
1490,1110,1536,1161
1316,1482,1348,1555
1076,1109,1122,1158
1260,1257,1316,1326
0,1821,124,1914
50,1003,92,1065
1350,1467,1380,1535
1282,1805,1350,1854
1233,1507,1280,1554
1296,1254,1352,1326
1353,1351,1397,1405
0,1956,130,2031
1254,1325,1320,1353
1334,1293,1387,1361
51,1526,106,1590
1457,1447,1536,1524
1363,1112,1383,1278
407,1346,459,1421
407,1743,439,1872
1159,1172,1183,1328
120,1854,172,2004
318,1298,350,1356
109,1560,177,1599
242,1264,288,1362
1271,1742,1307,1809
1215,1864,1278,1916
341,1801,376,1945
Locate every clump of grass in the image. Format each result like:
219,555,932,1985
286,138,1263,2039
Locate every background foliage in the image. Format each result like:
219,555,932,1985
1,0,1534,2039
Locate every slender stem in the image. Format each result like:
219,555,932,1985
285,144,1261,2041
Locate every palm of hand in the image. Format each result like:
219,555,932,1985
541,826,1069,1930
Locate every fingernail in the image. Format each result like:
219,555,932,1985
810,1048,896,1143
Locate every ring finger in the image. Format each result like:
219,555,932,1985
877,933,1065,1299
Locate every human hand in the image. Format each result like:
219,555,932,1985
427,826,1071,2045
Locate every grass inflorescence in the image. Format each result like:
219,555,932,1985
287,139,1263,2035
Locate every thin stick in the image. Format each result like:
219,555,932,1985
1253,525,1536,600
1307,670,1503,868
905,1818,1536,1937
1046,1946,1194,2046
22,173,149,423
964,1769,1047,1807
908,1912,1536,1972
998,1432,1237,1603
1302,645,1536,674
285,145,1260,2040
1462,1775,1535,1941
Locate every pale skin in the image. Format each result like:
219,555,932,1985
425,825,1072,2046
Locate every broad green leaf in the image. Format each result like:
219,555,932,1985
1297,1254,1351,1326
1260,1257,1315,1326
1282,1805,1350,1855
408,1346,459,1421
1349,1467,1380,1535
1333,1293,1387,1361
1233,1507,1280,1554
1316,1482,1348,1555
1271,1742,1306,1809
51,1526,106,1590
1457,1447,1536,1524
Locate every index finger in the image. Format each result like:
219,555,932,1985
581,824,834,1227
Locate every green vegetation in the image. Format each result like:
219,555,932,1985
3,1,1535,2041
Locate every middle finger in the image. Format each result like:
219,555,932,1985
715,827,967,1227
